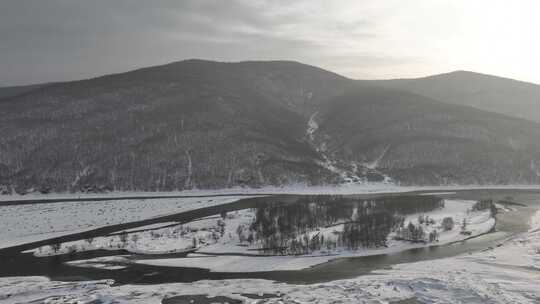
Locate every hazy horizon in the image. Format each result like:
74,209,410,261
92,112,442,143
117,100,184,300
2,59,539,88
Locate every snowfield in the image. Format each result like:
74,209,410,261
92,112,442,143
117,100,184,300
0,196,252,249
0,195,538,303
31,199,496,273
133,200,496,272
1,209,539,303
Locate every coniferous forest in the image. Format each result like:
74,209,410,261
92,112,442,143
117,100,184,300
245,195,444,254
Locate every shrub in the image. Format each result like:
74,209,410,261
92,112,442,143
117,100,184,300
442,217,455,231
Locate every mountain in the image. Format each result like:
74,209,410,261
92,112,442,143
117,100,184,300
2,60,540,194
313,85,540,185
0,83,52,100
0,60,353,193
365,71,540,123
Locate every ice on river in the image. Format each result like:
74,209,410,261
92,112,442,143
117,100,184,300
0,196,251,249
1,210,539,303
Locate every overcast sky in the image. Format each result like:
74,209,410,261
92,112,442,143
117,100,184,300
1,0,539,86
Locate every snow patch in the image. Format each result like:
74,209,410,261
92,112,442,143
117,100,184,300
306,111,319,141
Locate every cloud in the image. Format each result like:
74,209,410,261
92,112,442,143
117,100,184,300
0,0,388,85
1,0,538,85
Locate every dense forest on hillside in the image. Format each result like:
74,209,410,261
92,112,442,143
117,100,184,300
3,60,540,193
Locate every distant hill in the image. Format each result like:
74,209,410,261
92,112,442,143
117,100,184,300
2,60,540,193
0,83,52,100
0,60,352,193
365,71,540,123
315,85,540,185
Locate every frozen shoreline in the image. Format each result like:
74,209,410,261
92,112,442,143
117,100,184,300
0,208,537,303
1,211,538,304
4,183,540,202
134,200,496,272
38,199,496,273
0,196,252,249
0,186,535,303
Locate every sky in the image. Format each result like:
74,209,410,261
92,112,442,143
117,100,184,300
1,0,539,86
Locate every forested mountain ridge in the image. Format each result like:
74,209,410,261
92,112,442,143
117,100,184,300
365,70,540,123
2,60,540,194
0,60,352,193
314,85,540,185
0,83,53,100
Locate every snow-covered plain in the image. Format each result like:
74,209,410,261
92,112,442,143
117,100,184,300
133,200,496,272
1,210,539,303
32,199,496,273
0,196,252,249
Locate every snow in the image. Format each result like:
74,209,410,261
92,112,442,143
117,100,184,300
135,200,495,272
305,111,370,184
420,191,457,195
390,199,495,245
5,184,540,203
529,209,540,232
464,209,540,271
66,256,130,270
1,209,538,303
121,222,179,233
0,277,117,304
0,196,252,249
138,254,334,272
51,199,496,273
306,111,319,141
1,191,539,302
3,228,540,304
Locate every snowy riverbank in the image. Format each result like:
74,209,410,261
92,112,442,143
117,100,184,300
1,210,539,303
133,199,496,272
0,196,252,249
5,184,540,202
30,199,496,273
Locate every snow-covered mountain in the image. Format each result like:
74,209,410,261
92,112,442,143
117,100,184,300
2,60,540,193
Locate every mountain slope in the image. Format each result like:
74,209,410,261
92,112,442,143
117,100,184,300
365,71,540,123
0,83,52,100
2,60,540,193
0,60,352,193
313,85,540,185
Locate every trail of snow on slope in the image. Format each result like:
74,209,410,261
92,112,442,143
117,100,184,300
306,112,364,183
306,111,319,141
